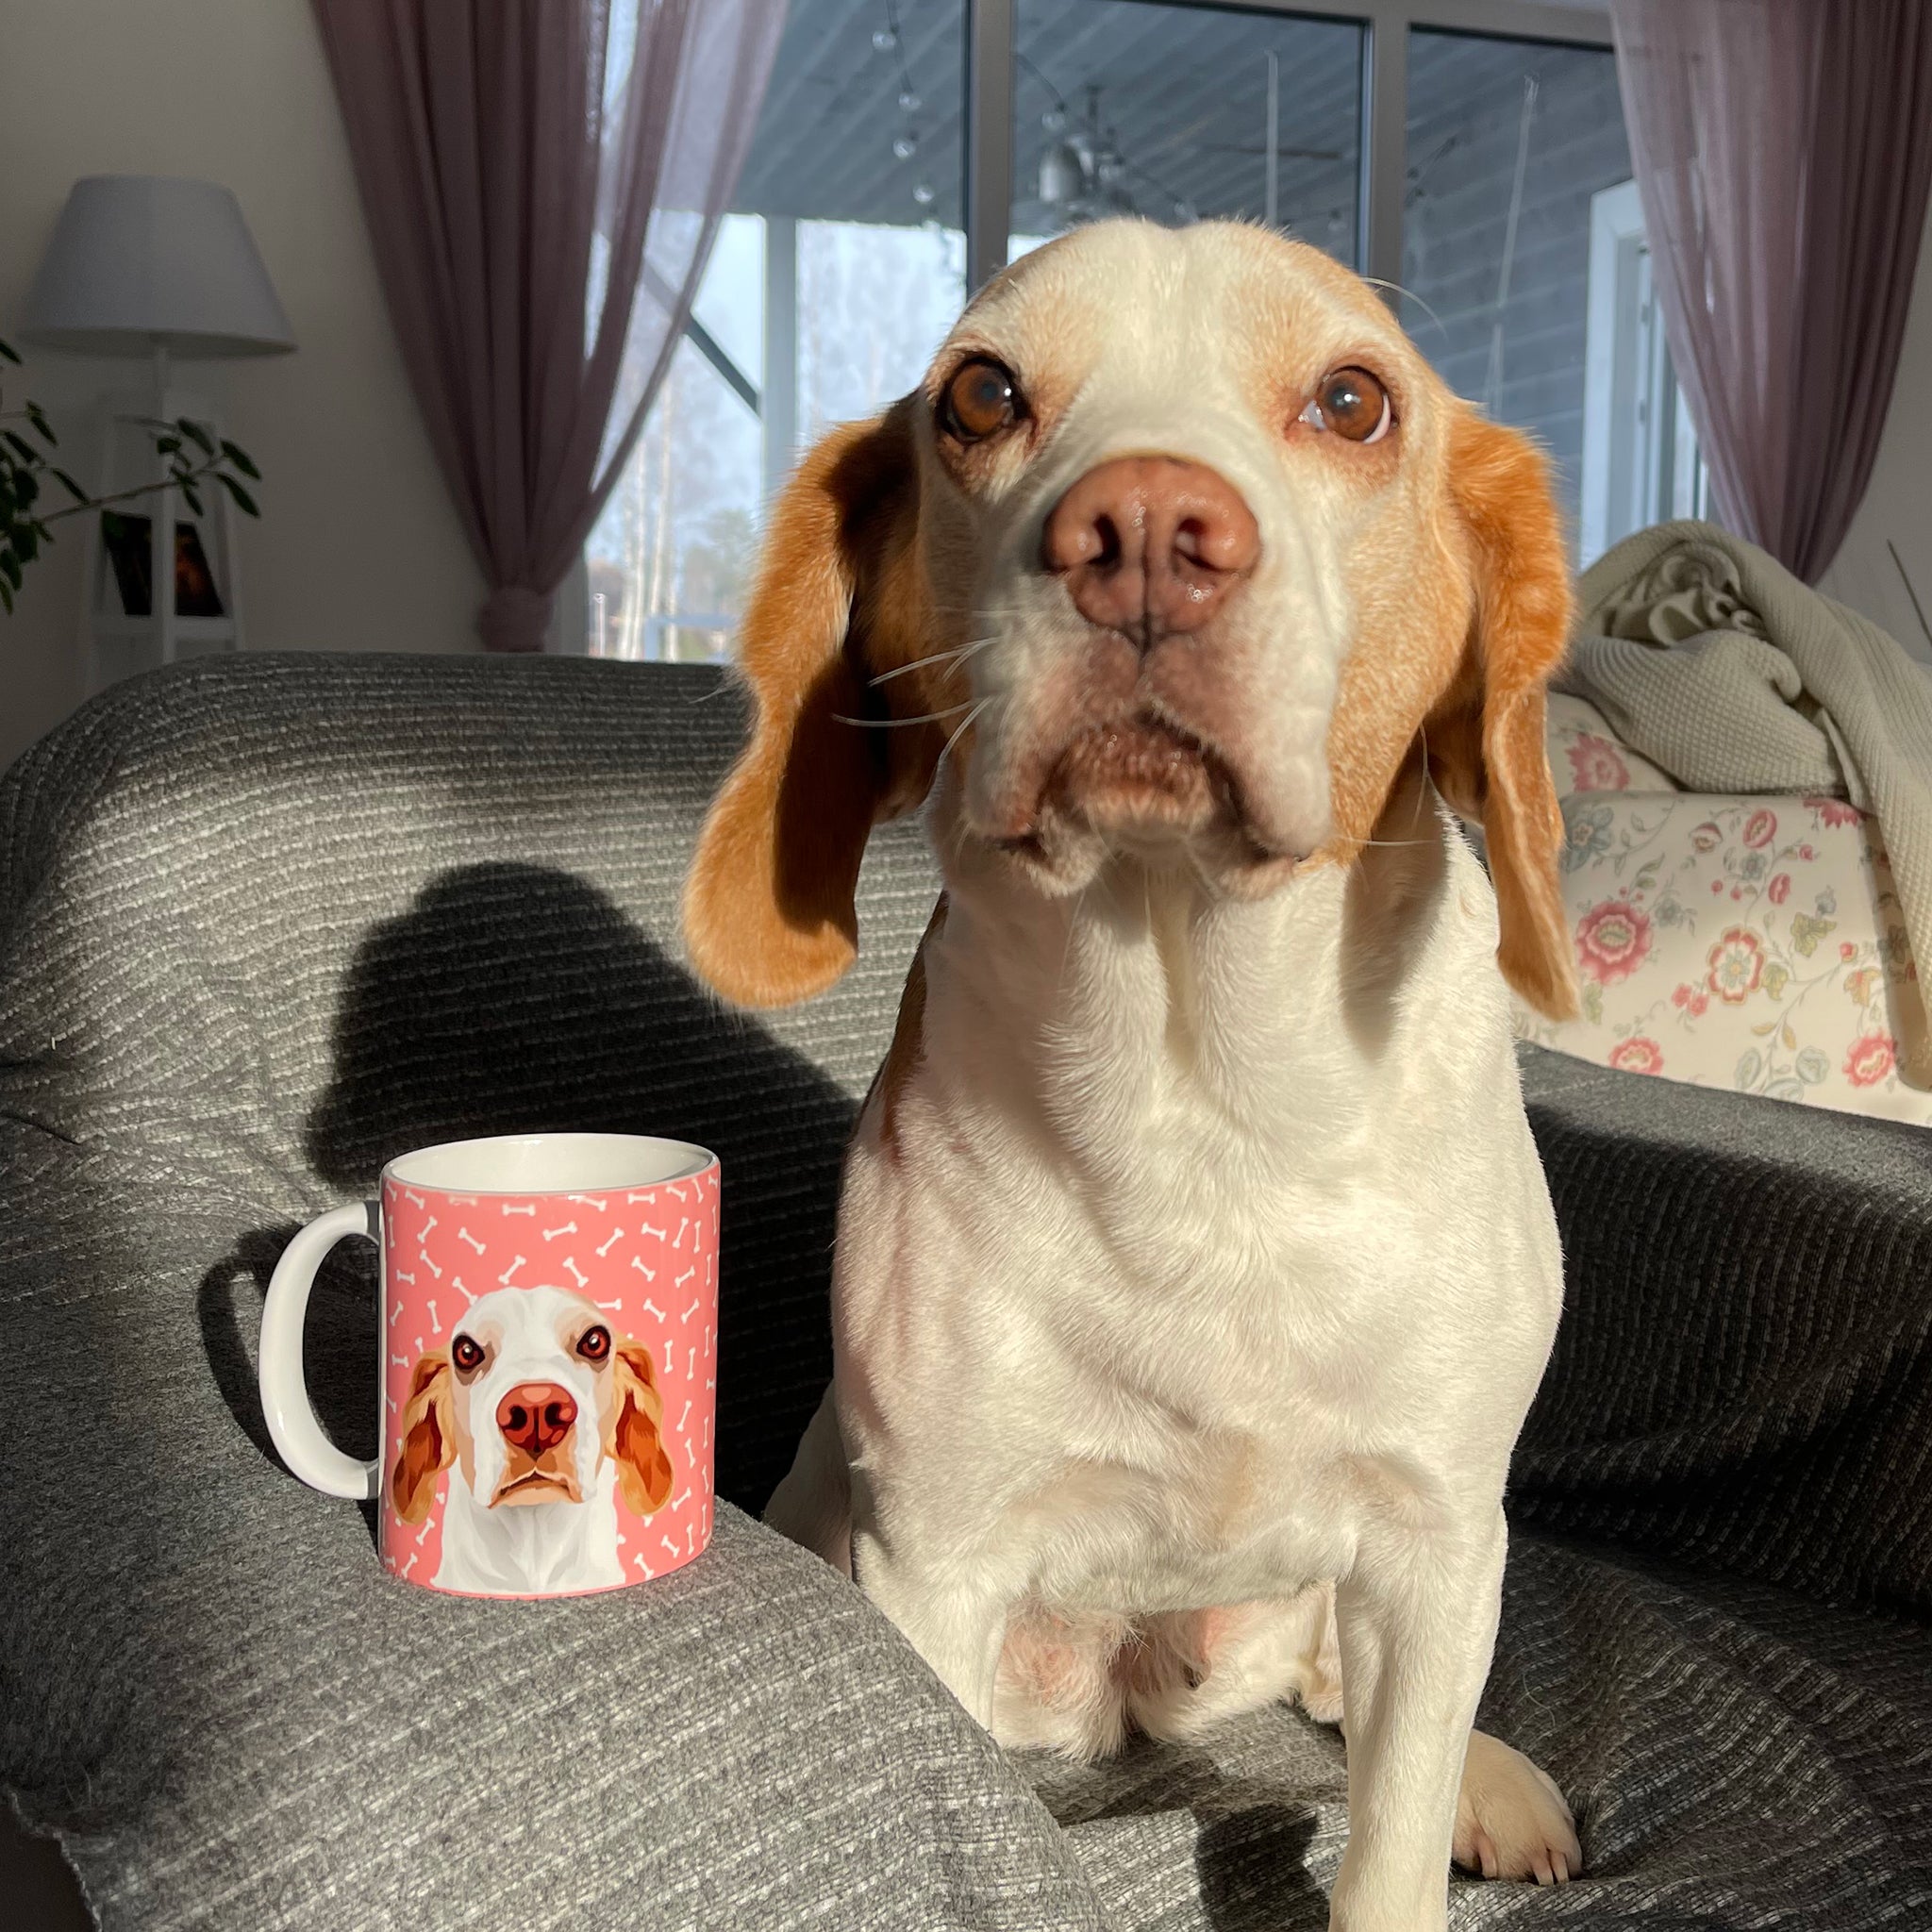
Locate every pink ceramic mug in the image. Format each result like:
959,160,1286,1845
259,1133,719,1598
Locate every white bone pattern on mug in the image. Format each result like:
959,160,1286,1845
382,1170,719,1594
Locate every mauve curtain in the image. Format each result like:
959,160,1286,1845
313,0,785,651
1609,0,1932,584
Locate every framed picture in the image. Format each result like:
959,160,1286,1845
98,510,225,619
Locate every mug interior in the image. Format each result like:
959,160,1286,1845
385,1132,712,1195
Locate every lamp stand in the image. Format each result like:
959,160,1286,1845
75,352,242,697
151,339,175,667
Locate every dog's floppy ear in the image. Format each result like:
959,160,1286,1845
684,398,942,1009
1427,409,1579,1021
391,1351,455,1524
609,1340,675,1518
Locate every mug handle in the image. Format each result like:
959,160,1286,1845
259,1201,381,1500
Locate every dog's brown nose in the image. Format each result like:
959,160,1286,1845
1041,457,1259,645
497,1383,576,1458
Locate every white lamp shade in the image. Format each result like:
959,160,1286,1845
22,175,294,358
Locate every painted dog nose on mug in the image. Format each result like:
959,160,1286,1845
499,1384,575,1461
259,1132,719,1599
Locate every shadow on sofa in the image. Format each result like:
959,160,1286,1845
196,860,859,1513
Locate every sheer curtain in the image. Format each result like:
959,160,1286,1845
1610,0,1932,583
313,0,785,650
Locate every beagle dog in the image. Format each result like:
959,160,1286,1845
392,1285,674,1595
684,220,1583,1930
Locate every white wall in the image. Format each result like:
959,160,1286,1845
1819,199,1932,664
0,0,482,774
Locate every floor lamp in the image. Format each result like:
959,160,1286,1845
20,175,294,684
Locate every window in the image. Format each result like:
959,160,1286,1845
583,2,1635,658
1400,29,1638,554
1579,177,1707,567
587,0,968,662
1009,1,1362,268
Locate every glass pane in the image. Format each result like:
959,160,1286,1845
1401,29,1630,552
1010,1,1363,266
587,0,968,661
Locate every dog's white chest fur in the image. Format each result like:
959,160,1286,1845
829,804,1562,1624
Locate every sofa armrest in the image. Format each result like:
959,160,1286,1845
1,1154,1101,1931
1509,1044,1932,1616
0,652,942,1519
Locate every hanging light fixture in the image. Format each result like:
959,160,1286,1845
1039,138,1089,208
871,0,939,217
1035,85,1146,228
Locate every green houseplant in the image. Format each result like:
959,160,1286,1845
0,334,261,615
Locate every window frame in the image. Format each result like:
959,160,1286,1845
581,0,1618,655
964,0,1614,293
672,3,1620,392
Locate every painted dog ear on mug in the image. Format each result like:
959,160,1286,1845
391,1351,455,1524
610,1339,675,1517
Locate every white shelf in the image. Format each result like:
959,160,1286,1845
77,376,246,695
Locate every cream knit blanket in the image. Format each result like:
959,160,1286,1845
1560,520,1932,1068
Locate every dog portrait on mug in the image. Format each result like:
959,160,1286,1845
391,1283,675,1596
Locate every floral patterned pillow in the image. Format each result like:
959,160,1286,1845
1511,785,1932,1126
1545,692,1679,801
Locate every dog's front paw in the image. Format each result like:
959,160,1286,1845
1453,1728,1581,1885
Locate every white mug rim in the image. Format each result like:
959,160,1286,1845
381,1130,716,1197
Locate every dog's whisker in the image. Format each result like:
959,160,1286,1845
936,694,996,774
1361,275,1449,341
832,701,979,728
871,637,997,686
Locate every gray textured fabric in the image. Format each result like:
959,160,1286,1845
0,654,1097,1930
1031,1539,1932,1929
1512,1043,1932,1618
5,653,1931,1929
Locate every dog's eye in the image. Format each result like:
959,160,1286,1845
941,358,1022,441
576,1325,611,1363
452,1335,485,1374
1301,367,1392,444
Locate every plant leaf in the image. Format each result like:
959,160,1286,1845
216,473,259,516
0,338,21,365
3,429,40,463
219,440,260,479
180,481,205,517
0,549,21,590
50,468,88,505
0,578,12,613
176,418,215,456
155,435,182,456
25,404,56,446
